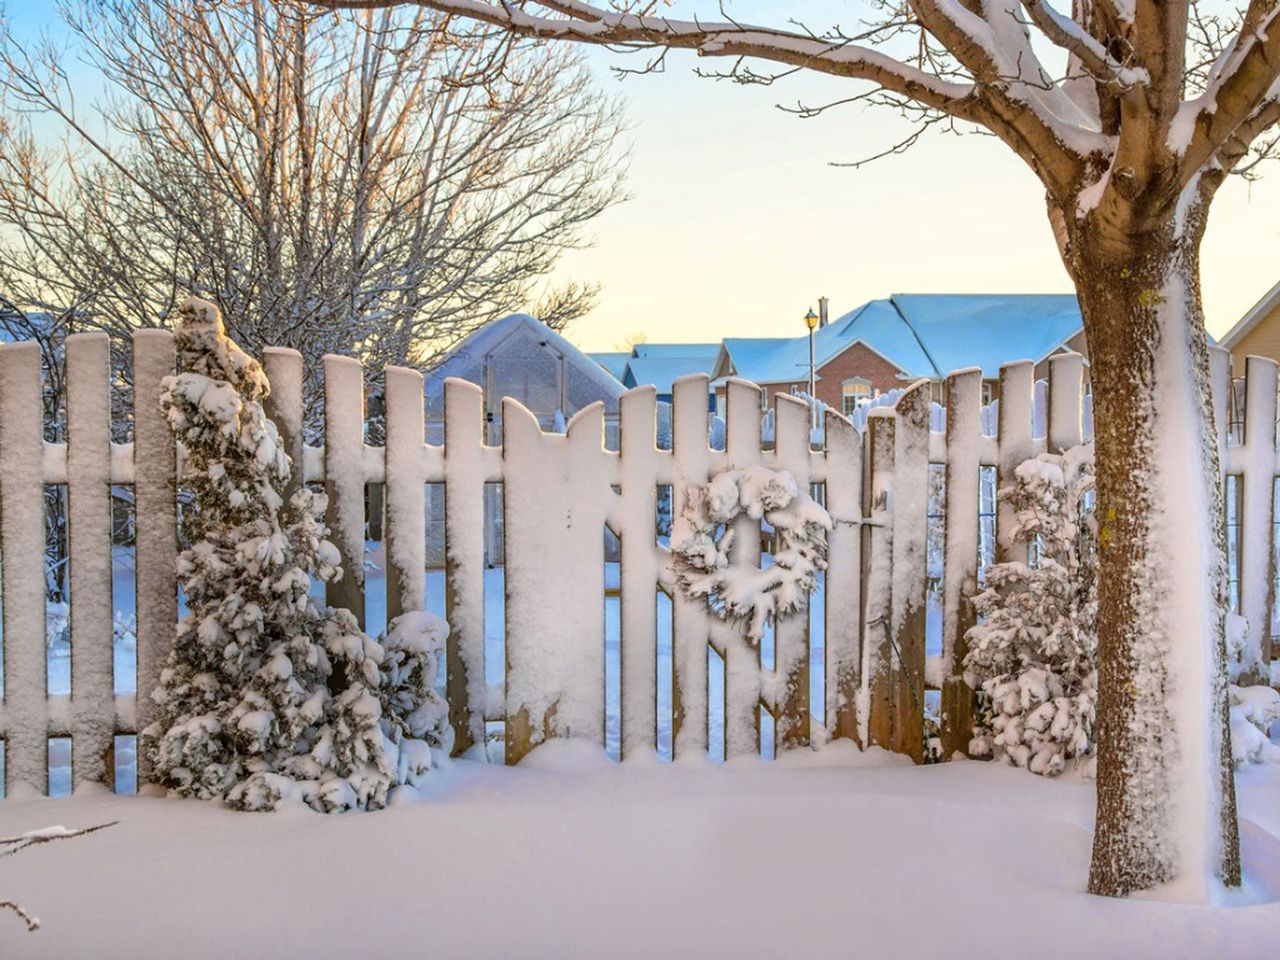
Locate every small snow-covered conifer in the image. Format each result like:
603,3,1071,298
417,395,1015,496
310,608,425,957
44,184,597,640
964,445,1096,777
144,297,450,811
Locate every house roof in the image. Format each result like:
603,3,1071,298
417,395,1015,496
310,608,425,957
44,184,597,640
1218,279,1280,350
713,294,1083,384
588,351,630,380
623,355,718,394
424,313,625,413
631,342,720,359
887,293,1083,377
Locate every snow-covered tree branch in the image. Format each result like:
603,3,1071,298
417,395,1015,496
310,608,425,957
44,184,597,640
1,822,116,932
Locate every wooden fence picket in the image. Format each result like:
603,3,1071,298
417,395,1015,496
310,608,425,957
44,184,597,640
65,334,115,789
385,366,428,622
864,408,895,751
773,392,812,750
323,355,366,628
721,378,763,760
132,330,177,789
670,374,714,759
823,409,863,745
940,368,982,759
1240,355,1277,683
996,361,1035,563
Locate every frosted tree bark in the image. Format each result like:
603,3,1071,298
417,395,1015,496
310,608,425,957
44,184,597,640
1070,208,1239,898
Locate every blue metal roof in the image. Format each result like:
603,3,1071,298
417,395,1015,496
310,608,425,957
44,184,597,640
622,354,718,393
718,294,1083,383
588,352,630,380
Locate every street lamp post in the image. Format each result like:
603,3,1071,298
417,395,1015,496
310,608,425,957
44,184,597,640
804,306,819,400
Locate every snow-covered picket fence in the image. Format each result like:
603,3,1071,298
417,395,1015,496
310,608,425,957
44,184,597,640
0,333,1274,797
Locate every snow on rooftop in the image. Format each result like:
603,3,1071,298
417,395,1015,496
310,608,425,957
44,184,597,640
623,354,717,393
721,295,1083,385
588,352,630,380
631,342,721,359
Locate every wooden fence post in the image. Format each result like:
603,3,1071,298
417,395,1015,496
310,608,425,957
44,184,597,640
996,361,1035,563
66,334,114,789
385,366,427,623
617,386,660,760
443,378,488,756
722,379,762,760
132,330,177,789
1239,355,1278,683
670,375,713,759
0,341,48,795
323,355,366,628
823,409,863,746
889,381,929,764
865,408,895,751
774,393,811,751
262,349,305,512
941,368,982,759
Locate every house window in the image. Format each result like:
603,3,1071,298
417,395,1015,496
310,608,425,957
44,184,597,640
842,378,873,416
981,381,995,407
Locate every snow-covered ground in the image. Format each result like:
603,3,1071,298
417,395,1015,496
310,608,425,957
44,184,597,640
4,745,1279,959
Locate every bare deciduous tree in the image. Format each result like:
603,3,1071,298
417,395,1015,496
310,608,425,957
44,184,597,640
0,0,626,406
310,0,1280,899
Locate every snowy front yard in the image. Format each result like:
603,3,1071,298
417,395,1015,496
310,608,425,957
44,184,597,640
5,744,1280,960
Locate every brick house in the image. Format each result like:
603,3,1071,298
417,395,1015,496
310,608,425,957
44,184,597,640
708,293,1087,416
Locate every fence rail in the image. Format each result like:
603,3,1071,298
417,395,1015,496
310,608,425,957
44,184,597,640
0,332,1273,796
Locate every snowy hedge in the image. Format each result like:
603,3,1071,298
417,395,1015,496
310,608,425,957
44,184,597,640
143,298,451,812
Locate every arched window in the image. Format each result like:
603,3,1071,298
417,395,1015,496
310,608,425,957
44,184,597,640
842,377,874,416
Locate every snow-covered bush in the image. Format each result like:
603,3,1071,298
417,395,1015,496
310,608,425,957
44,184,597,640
144,297,450,812
1229,684,1280,765
964,445,1096,776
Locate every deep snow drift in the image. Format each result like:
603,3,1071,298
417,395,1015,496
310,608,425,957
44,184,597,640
4,744,1280,959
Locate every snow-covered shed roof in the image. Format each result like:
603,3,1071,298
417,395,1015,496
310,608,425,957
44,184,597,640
712,294,1083,385
588,352,630,380
424,313,626,420
1218,279,1280,350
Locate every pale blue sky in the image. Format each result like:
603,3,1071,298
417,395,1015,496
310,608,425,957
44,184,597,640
552,2,1280,349
6,1,1277,349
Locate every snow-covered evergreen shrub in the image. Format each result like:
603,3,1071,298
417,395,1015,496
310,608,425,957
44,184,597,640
144,297,450,812
1224,614,1280,765
963,445,1096,776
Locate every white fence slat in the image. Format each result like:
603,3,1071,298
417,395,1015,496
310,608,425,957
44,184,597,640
0,341,48,794
66,334,114,788
890,381,929,763
1240,355,1277,682
443,378,487,754
323,355,366,627
503,401,612,764
773,392,811,751
133,330,177,789
670,375,713,759
864,409,895,750
823,410,862,745
941,368,982,758
1048,353,1084,452
262,348,304,510
617,386,660,759
997,361,1035,562
722,379,763,760
385,366,427,622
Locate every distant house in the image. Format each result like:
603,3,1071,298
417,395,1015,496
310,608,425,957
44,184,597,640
1218,280,1280,373
425,313,626,447
709,294,1086,416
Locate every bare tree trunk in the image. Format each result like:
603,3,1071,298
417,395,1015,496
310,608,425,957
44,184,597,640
1069,210,1240,899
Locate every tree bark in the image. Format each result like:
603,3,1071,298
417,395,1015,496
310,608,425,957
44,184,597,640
1065,201,1240,899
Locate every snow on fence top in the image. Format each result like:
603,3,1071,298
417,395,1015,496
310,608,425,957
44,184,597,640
0,334,1272,797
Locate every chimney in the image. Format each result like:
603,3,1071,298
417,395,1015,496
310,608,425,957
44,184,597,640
818,296,829,328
